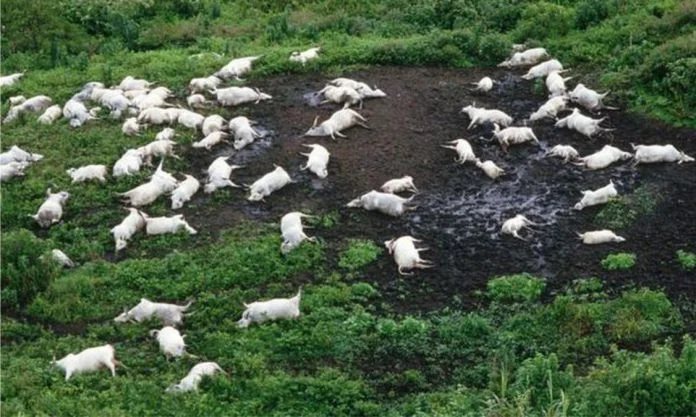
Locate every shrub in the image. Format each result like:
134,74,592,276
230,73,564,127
606,289,682,343
595,185,661,230
513,2,574,42
601,253,636,270
1,229,60,310
676,250,696,271
487,273,546,302
338,240,381,271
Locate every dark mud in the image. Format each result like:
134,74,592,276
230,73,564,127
169,67,695,312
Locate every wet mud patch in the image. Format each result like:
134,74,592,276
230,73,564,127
168,66,694,313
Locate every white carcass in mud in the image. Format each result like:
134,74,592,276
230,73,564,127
246,165,293,201
384,236,433,275
304,108,369,140
212,86,271,106
574,145,632,170
545,144,579,163
346,190,414,217
569,84,617,112
236,288,302,328
475,159,505,179
228,116,261,150
299,144,330,178
441,139,477,164
554,108,614,139
171,175,200,209
280,212,316,254
577,229,626,245
574,181,618,210
501,214,540,240
521,59,564,80
529,96,568,122
471,76,494,92
150,326,192,359
461,104,513,130
632,144,694,165
204,157,243,193
492,124,539,151
381,176,417,194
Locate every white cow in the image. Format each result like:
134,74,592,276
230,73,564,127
304,108,369,140
280,212,316,254
545,144,579,163
501,214,540,240
204,157,242,193
577,230,626,245
290,47,321,65
53,344,123,381
110,207,146,251
574,145,632,170
171,175,201,209
113,149,144,177
384,236,433,275
346,190,414,217
150,326,190,359
213,86,272,106
632,144,694,165
38,105,63,124
115,298,193,327
299,144,330,178
247,165,293,201
492,124,539,151
574,181,618,210
214,56,261,80
461,104,513,130
143,213,197,235
66,164,108,183
237,288,302,328
475,159,505,179
471,77,494,93
29,189,70,228
441,139,477,164
166,362,226,393
381,176,417,194
529,96,568,122
521,59,565,80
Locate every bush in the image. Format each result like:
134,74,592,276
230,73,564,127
601,253,637,270
338,240,381,271
513,2,574,42
487,273,546,302
676,250,696,271
1,229,60,310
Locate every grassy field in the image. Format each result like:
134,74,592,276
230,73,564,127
2,1,696,416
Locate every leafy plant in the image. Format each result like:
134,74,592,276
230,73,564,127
676,250,696,271
487,273,546,302
338,240,381,271
601,253,636,270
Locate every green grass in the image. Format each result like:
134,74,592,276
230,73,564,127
676,250,696,271
338,239,382,271
2,1,696,416
601,253,637,271
487,273,546,302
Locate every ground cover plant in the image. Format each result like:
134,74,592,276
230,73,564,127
2,1,696,416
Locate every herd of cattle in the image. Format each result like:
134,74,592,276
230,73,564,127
1,44,693,388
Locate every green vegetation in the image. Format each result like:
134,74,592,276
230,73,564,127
595,185,662,230
2,1,695,415
677,250,696,271
1,0,695,125
601,252,637,271
338,239,381,271
487,273,546,302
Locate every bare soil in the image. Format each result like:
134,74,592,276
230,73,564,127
163,66,696,312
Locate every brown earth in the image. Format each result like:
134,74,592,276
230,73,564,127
160,66,695,313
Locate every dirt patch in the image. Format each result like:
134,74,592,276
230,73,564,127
166,66,694,313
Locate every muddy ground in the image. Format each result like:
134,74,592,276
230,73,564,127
159,66,694,312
